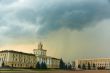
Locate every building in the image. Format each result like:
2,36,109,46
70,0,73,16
75,58,110,70
0,43,60,68
33,42,60,68
0,50,36,68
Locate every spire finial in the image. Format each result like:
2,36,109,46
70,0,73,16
38,42,43,49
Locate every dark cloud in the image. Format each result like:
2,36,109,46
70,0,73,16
15,9,37,24
13,0,110,36
0,0,17,5
0,0,110,38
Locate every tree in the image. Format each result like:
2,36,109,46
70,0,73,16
82,64,86,70
88,62,91,70
2,62,5,67
36,61,40,69
43,62,47,69
41,62,44,69
40,62,47,69
68,64,72,70
59,58,65,69
93,63,96,70
72,61,75,70
78,64,81,69
65,64,68,70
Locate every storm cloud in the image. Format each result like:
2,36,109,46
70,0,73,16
16,0,110,35
0,0,110,37
1,0,110,61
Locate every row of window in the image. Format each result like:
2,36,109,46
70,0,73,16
0,53,7,57
0,57,6,62
11,64,34,67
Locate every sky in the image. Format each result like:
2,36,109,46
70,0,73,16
0,0,110,61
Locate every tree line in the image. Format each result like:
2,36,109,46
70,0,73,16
36,58,72,70
36,61,47,69
78,63,96,70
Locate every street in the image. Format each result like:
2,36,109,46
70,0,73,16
0,70,110,73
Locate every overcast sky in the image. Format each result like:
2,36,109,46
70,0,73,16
0,0,110,61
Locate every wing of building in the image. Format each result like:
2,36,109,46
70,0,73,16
0,43,60,69
75,58,110,70
0,50,36,68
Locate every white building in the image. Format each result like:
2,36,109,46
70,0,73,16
75,58,110,70
0,43,60,69
33,42,60,68
0,50,36,68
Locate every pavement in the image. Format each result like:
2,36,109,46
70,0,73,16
0,70,110,73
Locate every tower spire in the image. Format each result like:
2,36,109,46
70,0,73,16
38,42,43,49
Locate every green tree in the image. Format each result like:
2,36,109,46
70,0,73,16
82,64,86,70
65,64,68,70
41,62,44,69
68,64,72,70
59,58,65,69
72,61,75,70
2,62,5,67
41,62,47,69
78,64,81,69
88,62,91,70
36,61,40,69
93,63,96,70
43,62,47,69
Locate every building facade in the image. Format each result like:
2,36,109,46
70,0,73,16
33,42,60,68
0,50,36,68
0,43,60,69
75,58,110,70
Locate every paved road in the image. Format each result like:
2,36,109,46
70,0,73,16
0,70,110,73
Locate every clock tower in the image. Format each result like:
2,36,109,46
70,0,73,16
33,42,47,56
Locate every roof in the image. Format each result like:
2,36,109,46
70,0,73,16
33,49,47,51
76,58,110,61
0,50,35,56
47,56,60,60
36,55,60,60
